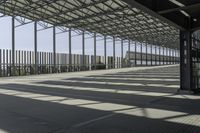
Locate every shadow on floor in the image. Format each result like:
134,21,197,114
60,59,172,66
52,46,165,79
0,65,199,133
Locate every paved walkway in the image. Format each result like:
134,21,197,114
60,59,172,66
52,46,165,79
0,65,199,133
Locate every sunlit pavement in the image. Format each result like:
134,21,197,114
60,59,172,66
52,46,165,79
0,65,200,133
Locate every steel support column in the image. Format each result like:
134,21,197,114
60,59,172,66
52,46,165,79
180,31,192,91
121,39,123,68
145,41,148,66
178,49,180,64
169,48,171,64
11,17,15,76
171,49,173,64
94,33,96,69
172,49,174,64
113,37,116,68
82,31,85,70
174,49,176,64
162,46,165,65
159,46,161,65
104,36,107,68
155,45,157,66
168,48,170,65
176,50,178,64
173,49,176,64
166,48,168,65
34,21,38,74
69,28,72,71
174,49,177,64
135,41,137,66
150,43,153,66
128,40,131,67
53,26,56,73
140,43,142,66
175,49,177,64
170,48,172,64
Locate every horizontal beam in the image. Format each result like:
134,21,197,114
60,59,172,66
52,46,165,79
158,3,200,14
121,0,185,30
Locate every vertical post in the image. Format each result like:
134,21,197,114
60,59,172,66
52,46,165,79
104,36,107,68
176,49,179,64
177,49,179,64
121,39,123,68
175,49,177,64
3,50,5,76
180,31,192,91
170,48,172,64
34,21,38,74
145,41,148,66
6,50,8,76
53,26,56,73
167,48,169,65
135,41,137,66
172,49,174,64
141,43,142,66
168,48,171,65
94,33,96,69
178,49,180,64
155,45,157,65
18,52,20,75
30,51,32,74
174,49,176,64
159,45,161,65
176,49,180,64
171,49,172,64
163,46,165,65
69,28,72,71
150,43,153,66
169,48,171,64
128,40,131,67
82,31,85,70
12,16,15,76
113,37,116,68
168,48,170,65
0,50,1,77
166,48,168,64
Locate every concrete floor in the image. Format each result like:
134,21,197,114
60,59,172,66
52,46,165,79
0,65,200,133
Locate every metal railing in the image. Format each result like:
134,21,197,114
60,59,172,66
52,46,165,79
0,49,179,77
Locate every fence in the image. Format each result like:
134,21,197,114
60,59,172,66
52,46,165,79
0,49,179,77
126,51,179,66
0,49,122,77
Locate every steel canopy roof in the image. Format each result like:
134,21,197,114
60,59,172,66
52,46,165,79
122,0,200,31
0,0,179,48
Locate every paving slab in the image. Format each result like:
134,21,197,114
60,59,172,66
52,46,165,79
0,65,199,133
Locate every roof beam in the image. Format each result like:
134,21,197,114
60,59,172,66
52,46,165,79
121,0,185,30
122,0,200,31
158,3,200,14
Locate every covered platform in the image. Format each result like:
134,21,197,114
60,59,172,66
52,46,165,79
0,65,200,133
0,0,200,132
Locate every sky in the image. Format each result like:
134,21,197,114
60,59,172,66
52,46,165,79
0,15,177,57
